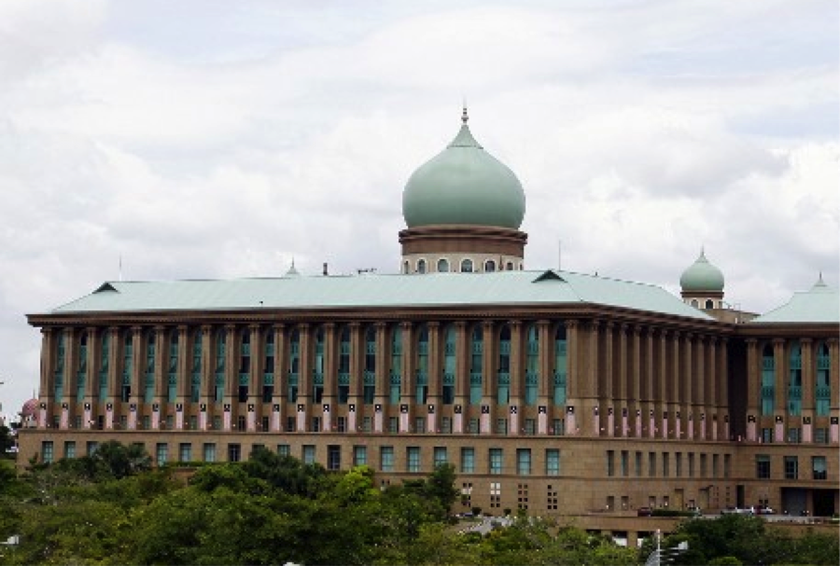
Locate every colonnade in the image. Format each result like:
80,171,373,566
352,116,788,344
34,317,731,443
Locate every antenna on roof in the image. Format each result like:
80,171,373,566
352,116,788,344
119,255,123,282
558,239,562,271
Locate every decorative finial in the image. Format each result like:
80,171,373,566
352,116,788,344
461,102,469,125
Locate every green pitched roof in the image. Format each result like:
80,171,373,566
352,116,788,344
45,270,711,320
751,276,839,324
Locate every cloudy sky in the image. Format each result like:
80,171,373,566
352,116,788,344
0,0,837,416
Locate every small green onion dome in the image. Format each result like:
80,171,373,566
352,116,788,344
680,249,725,292
402,109,526,230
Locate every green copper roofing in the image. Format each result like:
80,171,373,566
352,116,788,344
44,269,711,320
751,274,839,324
402,109,526,230
680,249,724,292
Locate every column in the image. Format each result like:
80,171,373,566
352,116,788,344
248,324,263,431
454,321,469,410
658,329,669,439
481,320,496,433
400,321,414,434
772,338,786,410
272,324,287,432
152,326,166,429
563,320,581,435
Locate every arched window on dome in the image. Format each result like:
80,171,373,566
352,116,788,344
485,260,496,272
437,258,449,273
691,299,699,308
403,261,410,274
705,299,714,309
461,258,473,273
417,259,427,274
506,261,514,271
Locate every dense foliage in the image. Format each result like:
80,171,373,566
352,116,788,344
0,443,836,565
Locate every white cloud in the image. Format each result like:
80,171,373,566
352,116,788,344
0,0,837,417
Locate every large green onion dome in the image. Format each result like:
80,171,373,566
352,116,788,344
402,109,526,230
680,249,725,292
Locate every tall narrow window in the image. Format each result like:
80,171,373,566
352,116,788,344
145,330,156,403
517,449,531,475
461,447,475,473
338,326,350,404
545,449,560,476
191,329,202,403
76,331,88,402
525,325,539,405
442,325,456,405
54,331,67,402
816,342,831,416
497,325,511,405
812,456,827,480
755,455,770,479
788,341,801,416
407,447,421,472
121,330,132,403
390,326,402,404
784,456,798,480
313,327,325,404
263,329,275,403
288,329,300,403
98,331,109,401
416,326,428,404
214,328,226,403
761,344,775,415
364,326,376,404
489,448,503,475
434,447,448,468
470,326,483,405
417,259,427,274
381,446,394,472
168,330,178,403
554,325,567,406
238,329,250,403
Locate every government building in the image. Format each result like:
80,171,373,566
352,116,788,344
19,109,839,531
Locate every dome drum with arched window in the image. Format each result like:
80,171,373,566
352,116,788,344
399,108,527,273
